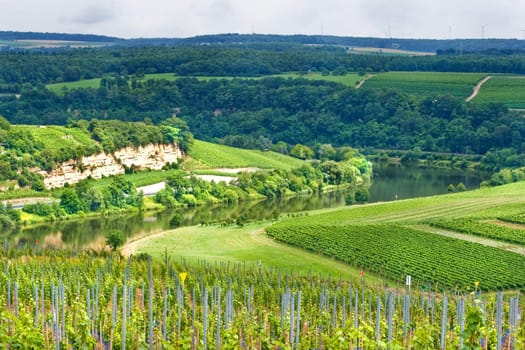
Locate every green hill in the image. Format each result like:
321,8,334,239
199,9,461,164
187,140,306,170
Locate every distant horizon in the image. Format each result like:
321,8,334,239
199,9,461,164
1,0,524,41
2,29,524,42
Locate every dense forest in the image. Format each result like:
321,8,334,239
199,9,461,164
1,45,525,93
0,41,524,174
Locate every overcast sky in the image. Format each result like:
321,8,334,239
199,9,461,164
1,0,524,39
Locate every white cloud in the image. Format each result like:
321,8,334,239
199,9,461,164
0,0,523,39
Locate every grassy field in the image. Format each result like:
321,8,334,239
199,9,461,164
187,140,306,170
362,71,487,98
46,78,102,93
15,125,99,156
473,75,525,108
131,222,381,282
273,181,525,226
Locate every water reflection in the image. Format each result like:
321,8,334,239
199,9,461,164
6,163,487,248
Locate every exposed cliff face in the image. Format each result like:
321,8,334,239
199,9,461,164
36,144,182,188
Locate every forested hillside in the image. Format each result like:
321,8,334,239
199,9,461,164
1,75,522,171
0,41,524,174
1,45,525,91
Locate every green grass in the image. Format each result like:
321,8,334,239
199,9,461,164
47,78,102,94
279,181,525,226
15,125,99,155
362,71,486,98
139,72,177,81
188,140,306,170
473,75,525,108
133,222,381,282
46,73,176,94
45,72,366,94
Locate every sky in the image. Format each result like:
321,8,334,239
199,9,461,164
1,0,524,40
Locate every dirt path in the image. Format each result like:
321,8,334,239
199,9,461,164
415,224,525,256
484,219,525,230
120,229,175,257
465,75,491,102
2,197,56,209
355,74,375,89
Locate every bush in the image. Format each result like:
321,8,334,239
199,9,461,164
345,192,355,205
354,188,370,203
105,230,125,251
169,213,183,228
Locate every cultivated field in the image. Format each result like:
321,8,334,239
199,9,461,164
2,246,521,348
362,71,487,98
264,181,525,290
187,140,305,170
473,75,525,108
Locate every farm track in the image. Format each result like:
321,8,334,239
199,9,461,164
120,229,172,257
486,219,525,230
466,75,491,102
416,224,525,256
355,74,374,89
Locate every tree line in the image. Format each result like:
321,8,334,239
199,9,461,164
1,45,525,92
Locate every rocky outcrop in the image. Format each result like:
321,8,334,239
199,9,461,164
35,144,182,188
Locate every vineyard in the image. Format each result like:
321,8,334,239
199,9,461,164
473,75,525,108
1,246,523,349
430,219,525,245
361,72,486,98
266,223,525,291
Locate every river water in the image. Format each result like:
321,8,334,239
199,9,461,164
7,163,487,249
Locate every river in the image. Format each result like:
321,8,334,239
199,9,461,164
6,163,487,249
